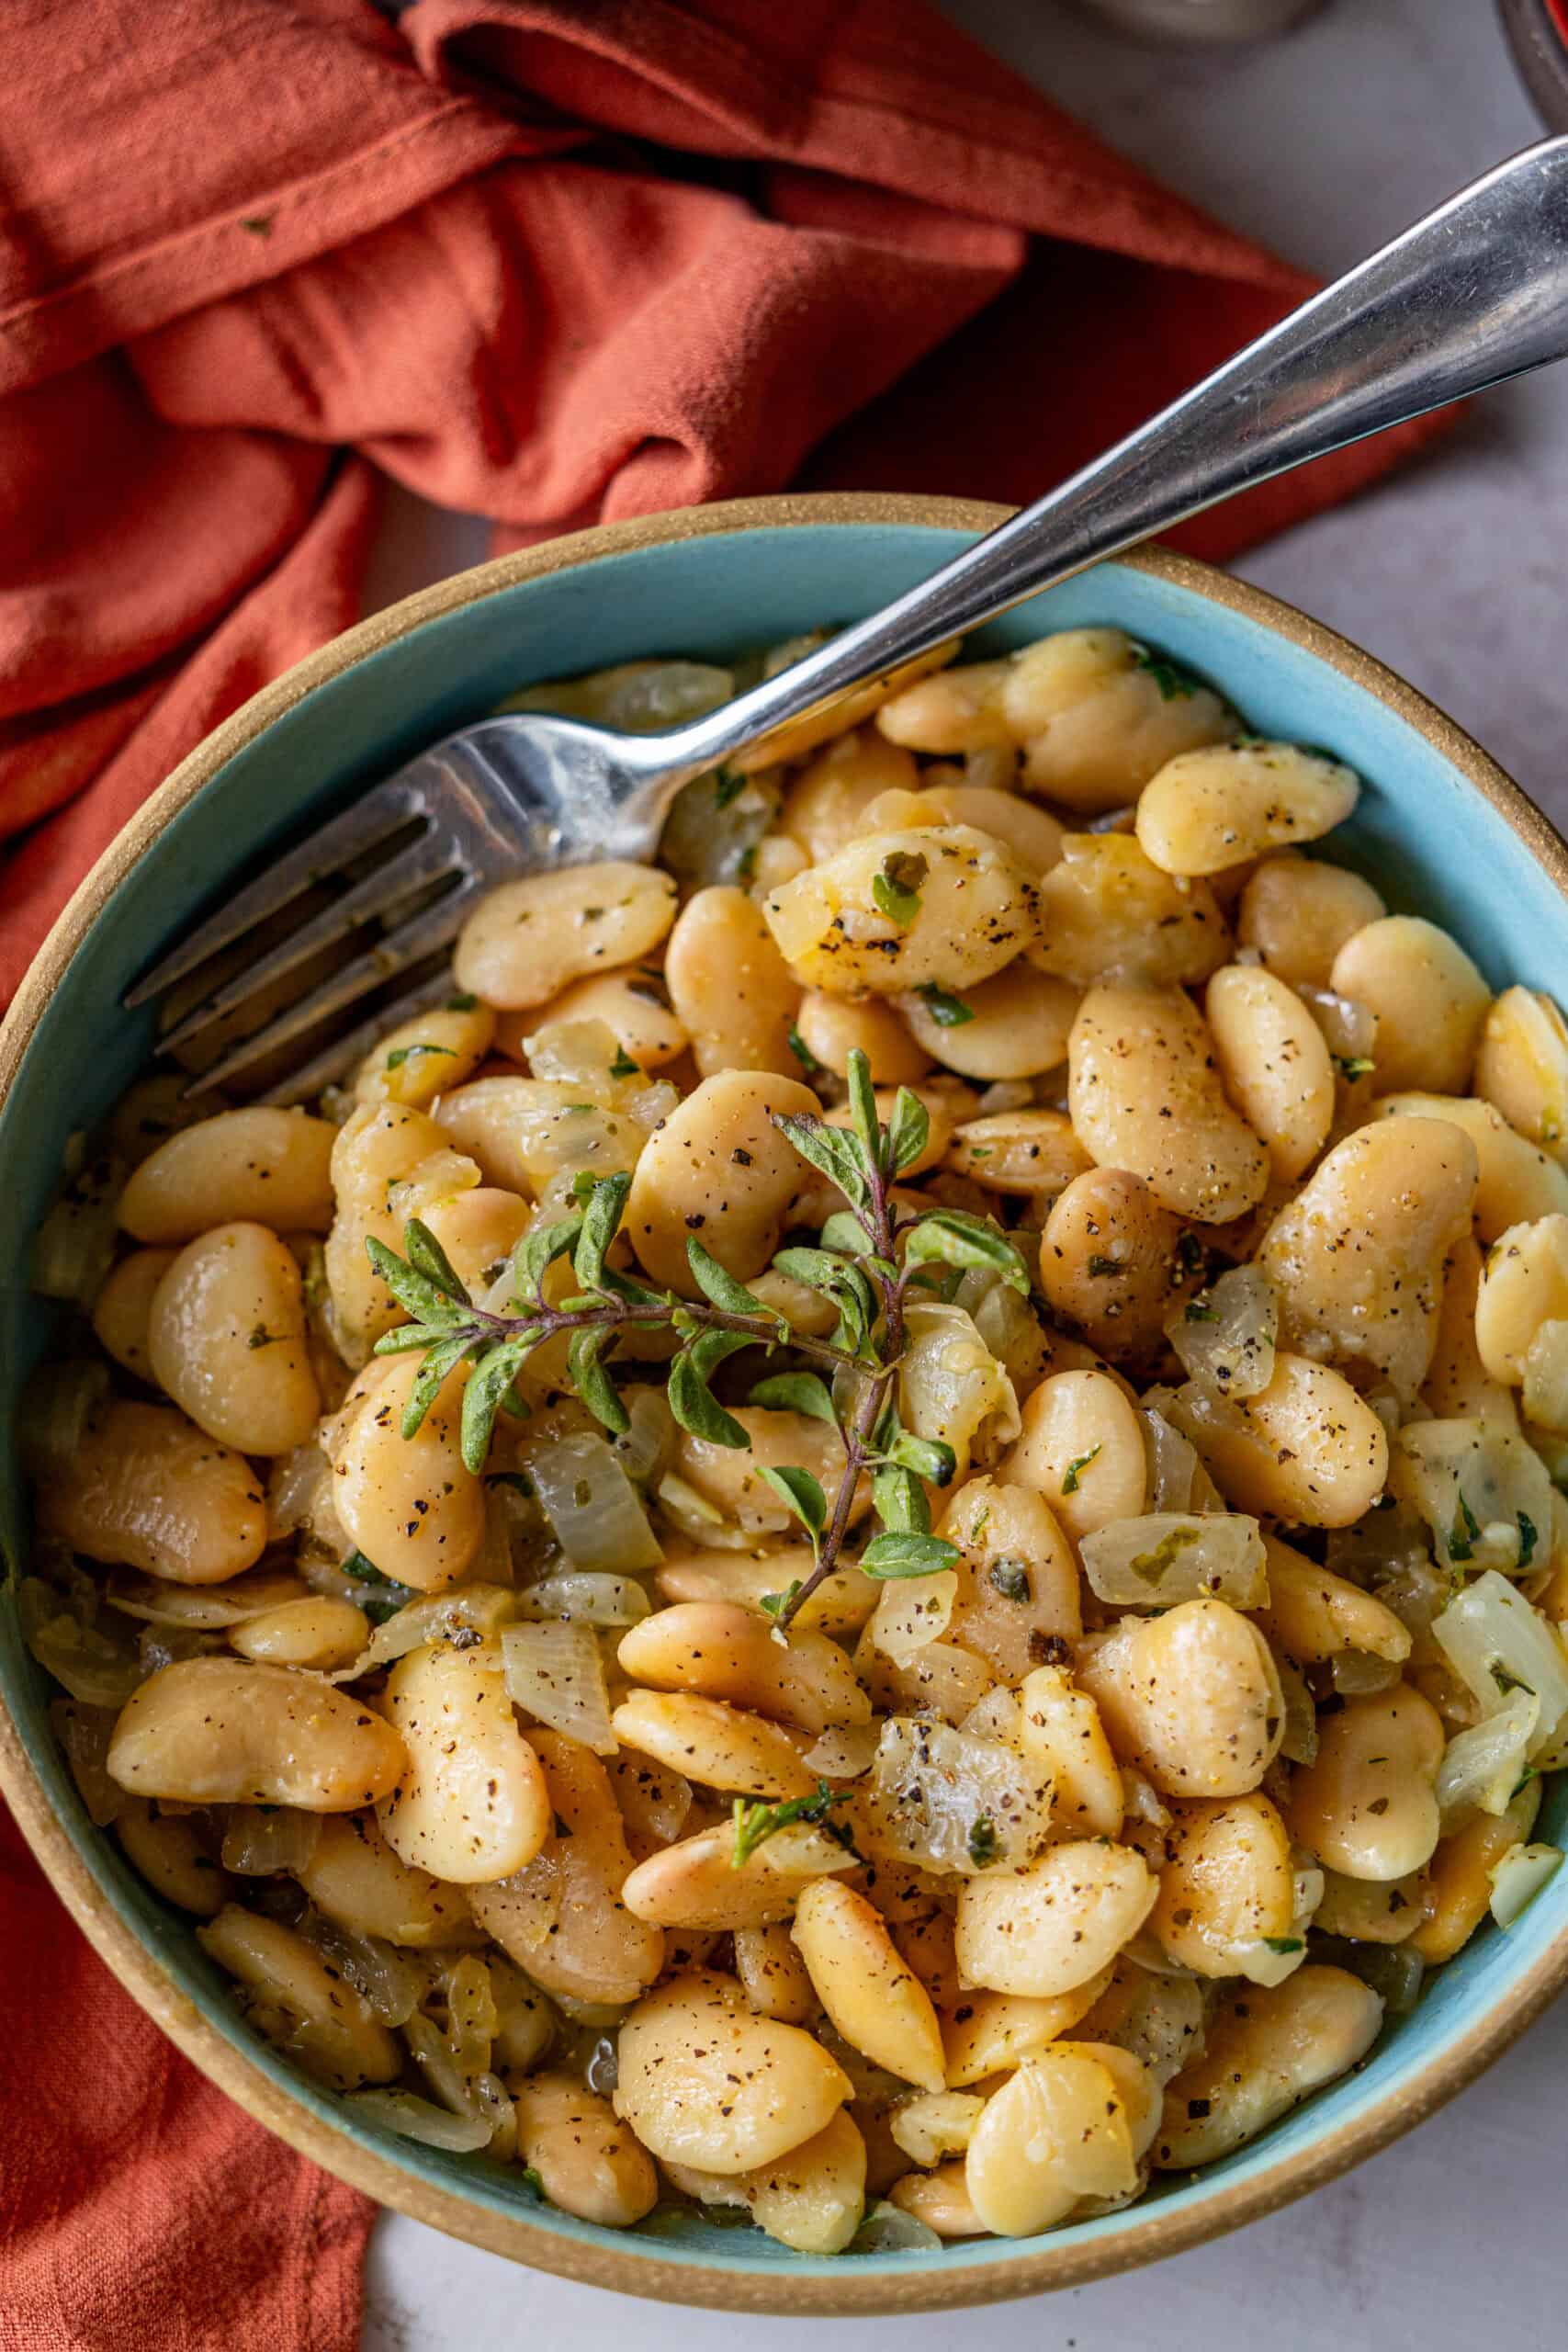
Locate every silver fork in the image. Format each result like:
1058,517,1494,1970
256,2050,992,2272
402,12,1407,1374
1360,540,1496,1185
130,138,1568,1102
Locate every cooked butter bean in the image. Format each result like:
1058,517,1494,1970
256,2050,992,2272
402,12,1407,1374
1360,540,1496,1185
1252,1534,1410,1669
944,1108,1090,1196
323,1101,456,1358
1068,985,1269,1224
610,1691,816,1800
1237,853,1385,989
1475,1215,1568,1382
148,1222,319,1456
1177,1353,1389,1526
887,2160,987,2237
617,1601,871,1735
654,1544,879,1640
91,1248,176,1379
876,657,1013,753
1016,1667,1124,1838
1205,965,1335,1182
502,967,688,1073
795,989,930,1085
354,1001,496,1106
1039,1168,1201,1363
623,1823,849,1932
792,1878,947,2092
41,1401,266,1584
231,1596,368,1671
469,1731,664,2005
108,1657,404,1808
1411,1781,1543,1962
514,2072,658,2228
116,1800,231,1916
942,1973,1112,2087
415,1186,532,1299
898,961,1078,1083
664,886,803,1080
999,628,1236,815
1136,741,1359,876
965,2047,1137,2234
1029,836,1231,989
455,863,677,1008
625,1070,821,1292
614,1971,852,2175
330,1353,484,1592
940,1476,1081,1683
119,1108,336,1243
1329,917,1490,1094
1154,1966,1382,2167
378,1643,549,1883
1424,1231,1519,1423
738,647,953,774
735,1923,818,2024
763,826,1038,997
864,780,1064,876
1376,1092,1568,1238
1314,1866,1427,1945
1285,1684,1443,1881
1150,1792,1296,1976
671,1408,854,1541
1001,1369,1146,1540
777,729,923,863
298,1812,480,1948
197,1904,400,2089
1259,1116,1479,1396
1077,1599,1284,1799
954,1839,1156,1998
1474,985,1568,1160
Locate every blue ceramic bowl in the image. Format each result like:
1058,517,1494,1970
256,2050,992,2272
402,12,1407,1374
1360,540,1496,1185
5,494,1567,2312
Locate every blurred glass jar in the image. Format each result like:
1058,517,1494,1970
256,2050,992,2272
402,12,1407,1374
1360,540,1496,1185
1498,0,1568,130
1069,0,1325,40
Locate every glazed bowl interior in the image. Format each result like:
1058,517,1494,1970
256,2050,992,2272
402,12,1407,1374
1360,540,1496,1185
5,497,1568,2312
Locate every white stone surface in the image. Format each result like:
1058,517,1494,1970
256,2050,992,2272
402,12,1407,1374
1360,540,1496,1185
363,4,1568,2340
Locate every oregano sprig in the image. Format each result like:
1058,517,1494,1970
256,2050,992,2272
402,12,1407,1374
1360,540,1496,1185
366,1049,1031,1634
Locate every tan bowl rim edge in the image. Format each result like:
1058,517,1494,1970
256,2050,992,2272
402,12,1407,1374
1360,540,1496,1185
4,489,1568,2312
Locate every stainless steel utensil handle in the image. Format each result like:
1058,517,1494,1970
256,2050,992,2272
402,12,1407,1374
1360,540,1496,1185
660,136,1568,775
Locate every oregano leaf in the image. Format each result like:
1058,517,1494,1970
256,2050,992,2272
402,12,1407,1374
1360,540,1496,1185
772,1112,872,1214
757,1464,828,1543
902,1208,1030,1295
686,1237,778,1322
749,1372,838,1423
568,1327,630,1436
459,1338,537,1471
400,1332,479,1440
403,1216,471,1306
860,1530,962,1578
365,1236,468,1329
512,1214,584,1306
572,1172,631,1293
886,1088,931,1178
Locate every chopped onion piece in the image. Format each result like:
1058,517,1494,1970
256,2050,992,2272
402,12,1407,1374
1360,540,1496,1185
17,1360,110,1480
30,1157,122,1307
610,1386,677,1490
1092,1967,1206,2087
1079,1512,1266,1609
221,1806,321,1877
298,1913,430,2025
515,1573,651,1628
1522,1320,1568,1434
959,1688,1024,1747
502,1621,616,1755
1275,1654,1319,1766
267,1444,329,1540
1299,984,1377,1064
889,2090,985,2165
50,1699,125,1826
655,1469,750,1549
897,1302,1020,1483
531,1431,663,1573
1393,1419,1553,1577
1436,1690,1539,1822
863,1717,1053,1877
847,2201,942,2256
1488,1839,1564,1928
345,2088,492,2154
1139,1407,1201,1514
107,1569,310,1630
1330,1649,1403,1698
328,1585,520,1680
1432,1570,1568,1753
522,1017,623,1087
19,1578,142,1708
1168,1264,1278,1401
800,1722,882,1781
1313,1934,1424,2015
870,1571,957,1668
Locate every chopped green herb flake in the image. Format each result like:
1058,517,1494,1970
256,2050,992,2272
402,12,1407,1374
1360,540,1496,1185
1061,1443,1101,1496
1517,1510,1539,1570
1087,1255,1124,1279
987,1557,1031,1603
714,767,747,810
386,1043,457,1071
446,991,479,1012
732,1781,852,1868
1262,1937,1303,1955
787,1026,825,1078
966,1816,999,1869
913,982,975,1028
1449,1490,1481,1564
1128,1525,1201,1584
1134,644,1198,701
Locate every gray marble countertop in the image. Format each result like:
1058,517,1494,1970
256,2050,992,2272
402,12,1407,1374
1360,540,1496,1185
363,4,1568,2340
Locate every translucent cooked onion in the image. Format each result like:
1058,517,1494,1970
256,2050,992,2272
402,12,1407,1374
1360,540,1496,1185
1138,1404,1201,1515
344,2088,492,2154
403,2010,513,2149
1313,1935,1426,2016
960,1687,1024,1746
51,1698,125,1826
1488,1840,1564,1928
863,1716,1052,1877
266,1444,329,1540
1097,1967,1206,2087
1522,1320,1568,1434
523,1017,625,1087
1275,1655,1320,1766
30,1158,122,1307
297,1914,432,2026
438,1952,500,2075
220,1806,321,1877
897,1302,1020,1482
530,1431,663,1573
502,658,733,733
870,1570,957,1667
954,1267,1051,1388
654,1469,752,1550
1435,1690,1539,1822
107,1569,311,1630
327,1585,520,1680
1079,1512,1267,1609
800,1722,881,1781
19,1578,142,1708
1299,984,1377,1064
610,1385,677,1490
514,1573,651,1628
502,1621,615,1755
1393,1419,1553,1577
1432,1570,1568,1752
1167,1265,1277,1401
848,2201,942,2256
17,1360,110,1480
1330,1649,1403,1698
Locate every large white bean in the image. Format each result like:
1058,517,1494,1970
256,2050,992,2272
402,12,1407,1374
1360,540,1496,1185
330,1354,485,1591
899,962,1079,1081
107,1657,405,1808
1473,985,1568,1160
762,826,1038,997
1329,917,1490,1094
298,1812,480,1947
1375,1092,1568,1238
792,1879,947,2092
954,1841,1157,1998
964,2047,1137,2234
514,2073,659,2229
91,1248,176,1379
1175,1353,1389,1526
41,1401,266,1584
1068,984,1269,1223
323,1101,456,1360
1001,628,1236,815
1236,852,1385,989
1000,1370,1146,1540
1077,1599,1283,1799
1205,965,1335,1183
1030,835,1231,989
197,1905,400,2089
119,1108,336,1243
148,1222,318,1455
378,1643,550,1883
624,1070,821,1292
1136,741,1359,876
1284,1683,1443,1881
455,863,677,1008
1154,1967,1382,2167
664,885,802,1080
614,1972,852,2175
617,1602,870,1735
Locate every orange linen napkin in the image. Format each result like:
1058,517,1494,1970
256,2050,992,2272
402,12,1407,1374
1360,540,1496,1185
0,4,1453,2343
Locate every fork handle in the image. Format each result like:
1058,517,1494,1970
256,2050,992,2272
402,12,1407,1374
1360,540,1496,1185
660,137,1568,777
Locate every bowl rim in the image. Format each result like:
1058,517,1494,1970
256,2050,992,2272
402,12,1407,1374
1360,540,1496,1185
5,489,1568,2313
